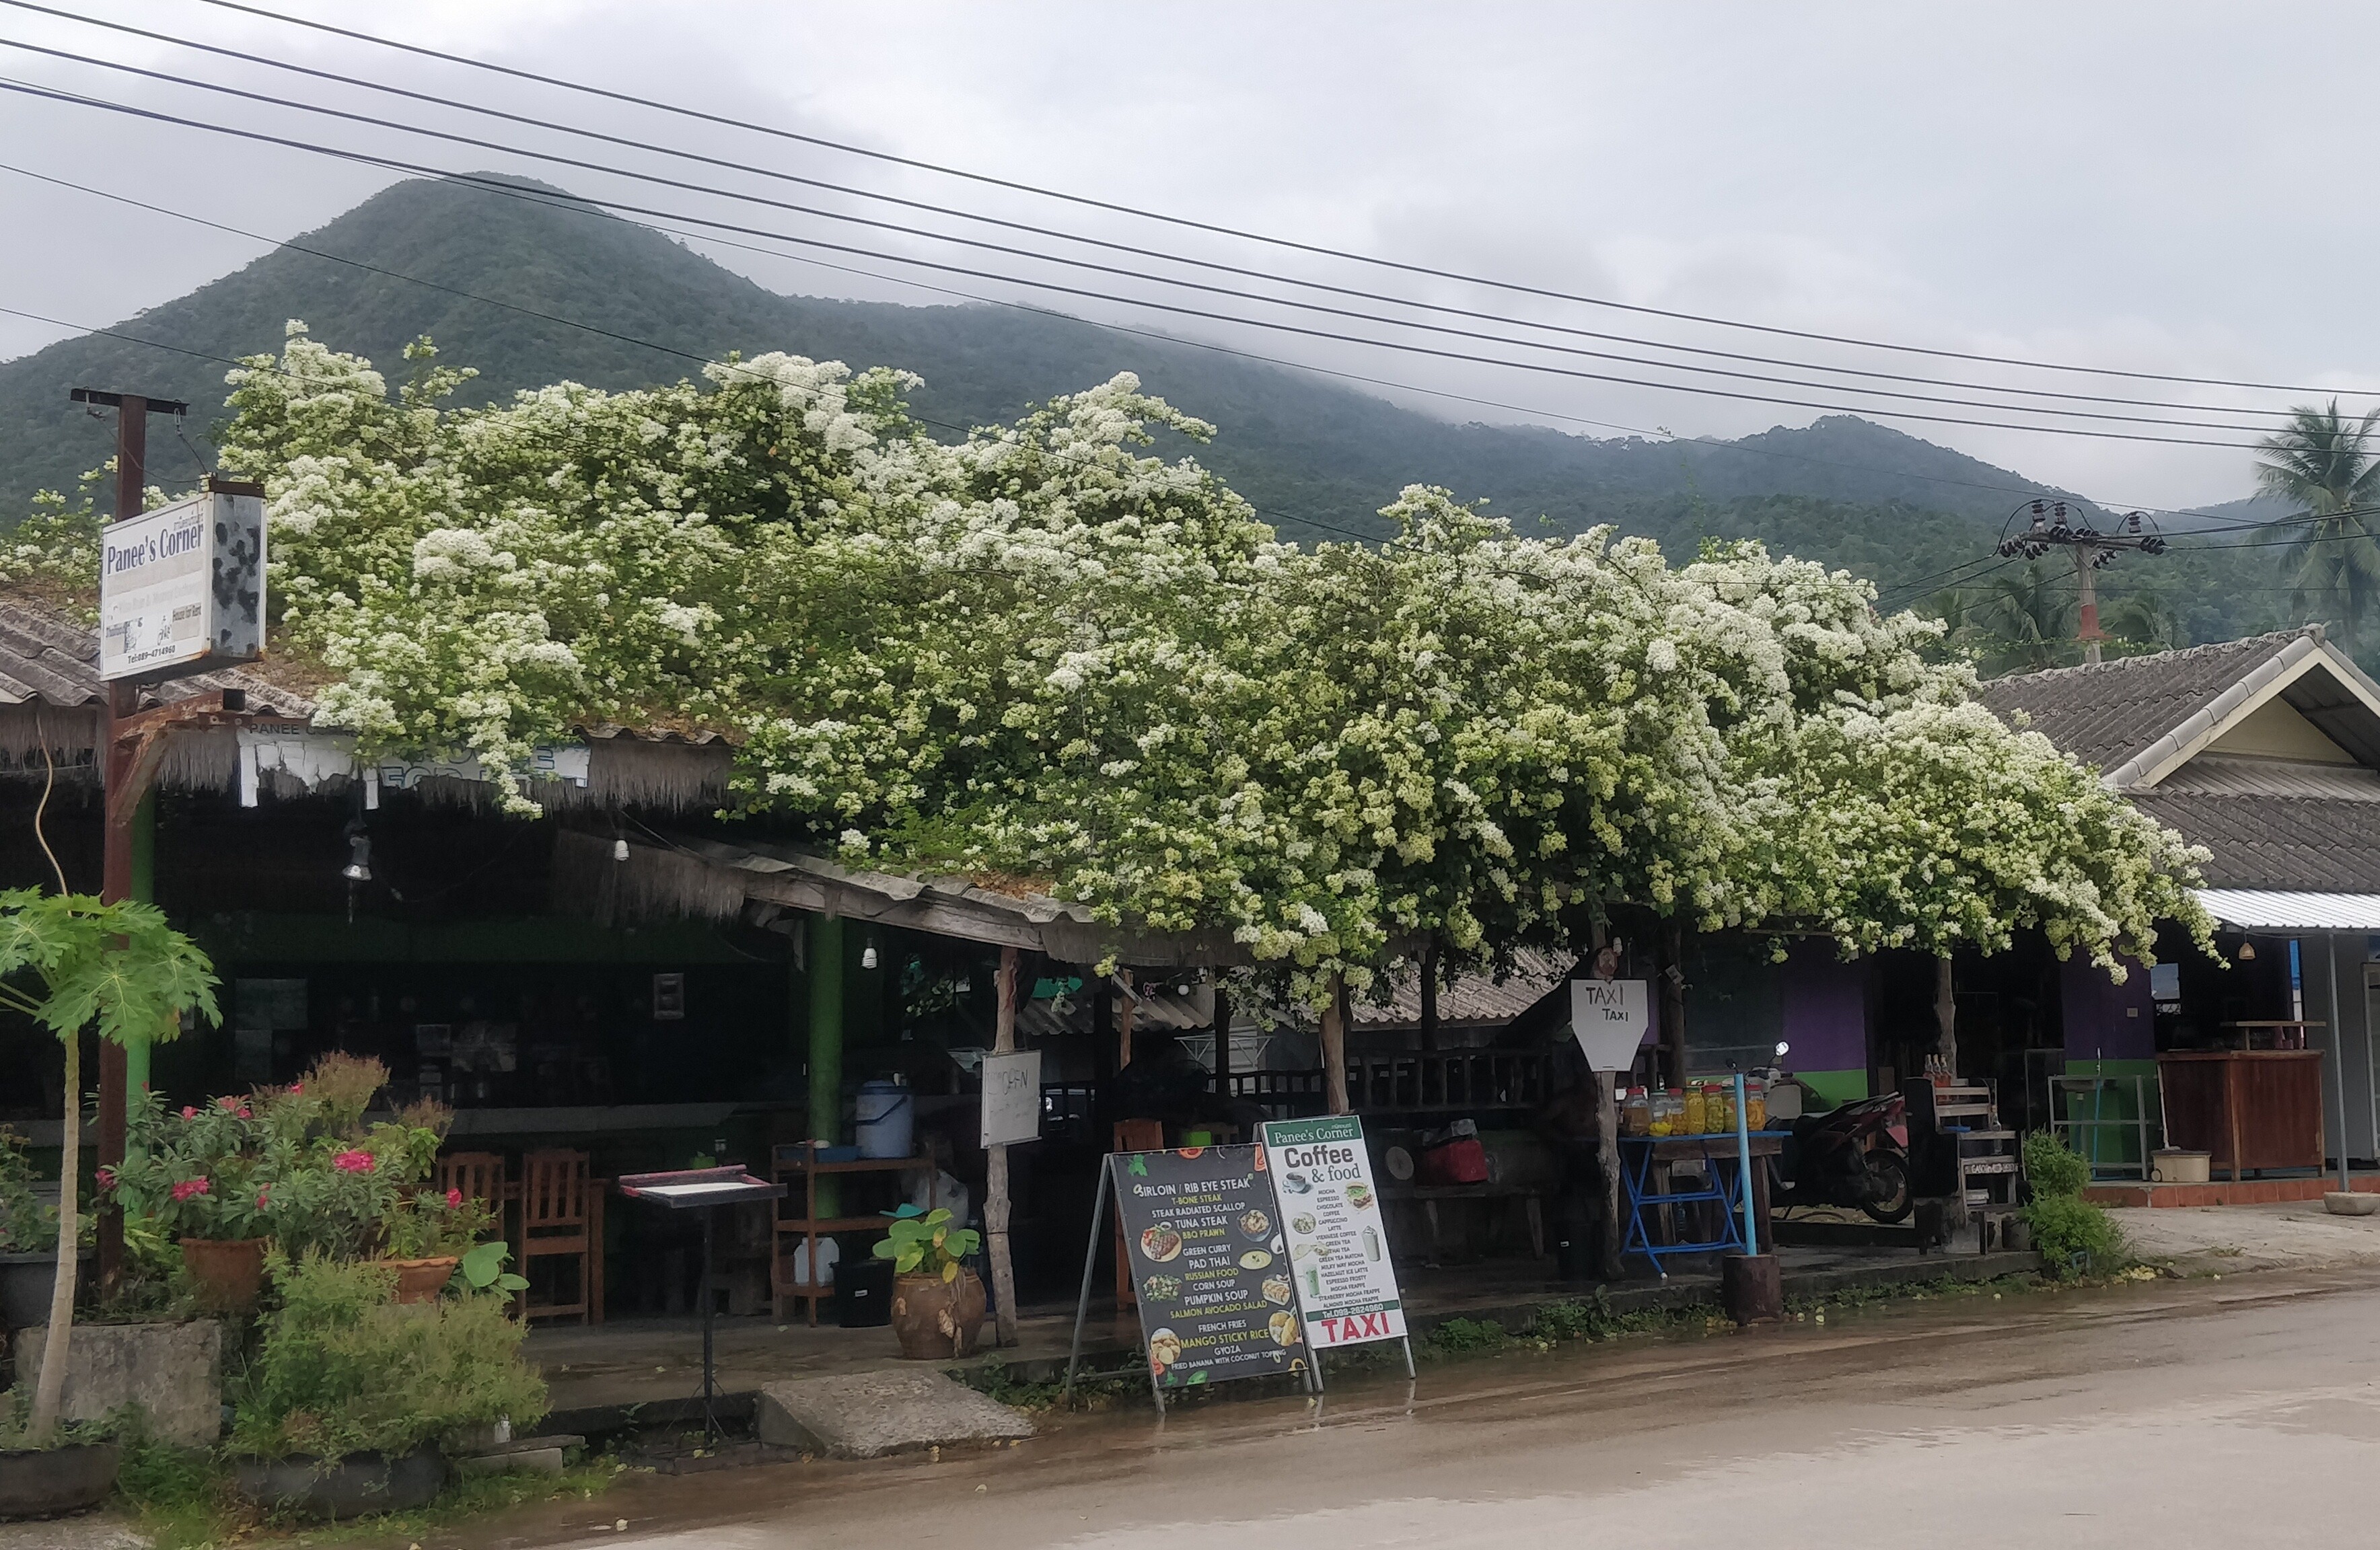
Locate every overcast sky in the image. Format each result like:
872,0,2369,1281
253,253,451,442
3,1,2376,512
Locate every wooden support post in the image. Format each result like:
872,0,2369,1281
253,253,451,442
1660,921,1688,1088
1212,986,1232,1103
1321,973,1350,1115
1116,979,1136,1071
807,915,844,1219
1418,936,1441,1052
986,946,1021,1347
1933,953,1957,1076
1591,923,1624,1282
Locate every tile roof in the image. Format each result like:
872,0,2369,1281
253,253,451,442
0,599,314,718
2126,792,2380,892
1970,630,2312,772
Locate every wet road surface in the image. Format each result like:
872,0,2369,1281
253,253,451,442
465,1269,2380,1549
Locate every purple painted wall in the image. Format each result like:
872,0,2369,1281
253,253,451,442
1780,942,1867,1072
2060,956,2155,1061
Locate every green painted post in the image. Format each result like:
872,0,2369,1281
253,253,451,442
124,789,156,1157
807,915,844,1218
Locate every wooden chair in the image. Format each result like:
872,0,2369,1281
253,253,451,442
435,1150,508,1212
519,1148,605,1325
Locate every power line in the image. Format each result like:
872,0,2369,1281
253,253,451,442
171,0,2380,403
0,35,2309,442
1,137,2314,541
0,75,2303,452
0,2,2331,427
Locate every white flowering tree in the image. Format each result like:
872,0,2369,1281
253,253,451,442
180,326,2212,1008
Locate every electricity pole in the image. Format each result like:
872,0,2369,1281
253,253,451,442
70,387,188,1290
1996,500,2167,665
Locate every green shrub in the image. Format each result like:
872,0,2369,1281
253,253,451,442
1427,1317,1507,1353
2023,1130,2091,1200
2023,1193,2126,1280
229,1254,546,1463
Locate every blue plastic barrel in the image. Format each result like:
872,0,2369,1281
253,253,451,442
855,1078,914,1159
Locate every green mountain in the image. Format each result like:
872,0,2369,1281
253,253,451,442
0,175,2282,639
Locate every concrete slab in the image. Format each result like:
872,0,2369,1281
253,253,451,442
11,1321,221,1448
754,1370,1033,1459
2114,1200,2380,1275
0,1518,147,1550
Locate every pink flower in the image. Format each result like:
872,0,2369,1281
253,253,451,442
445,1189,464,1208
256,1191,271,1210
170,1177,211,1202
94,1166,115,1191
333,1149,375,1175
180,1106,197,1119
289,1082,304,1094
238,1107,253,1119
217,1095,240,1111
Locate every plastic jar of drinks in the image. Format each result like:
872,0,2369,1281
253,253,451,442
1745,1078,1766,1130
1680,1084,1707,1135
1623,1086,1651,1137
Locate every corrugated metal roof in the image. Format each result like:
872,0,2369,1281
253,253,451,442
1349,947,1575,1029
2195,888,2380,931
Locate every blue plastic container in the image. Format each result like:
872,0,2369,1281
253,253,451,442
855,1078,914,1159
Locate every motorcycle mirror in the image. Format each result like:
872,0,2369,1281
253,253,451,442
1774,1041,1791,1058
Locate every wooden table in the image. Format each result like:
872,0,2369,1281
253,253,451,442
1380,1183,1548,1261
2157,1049,2325,1181
769,1142,935,1325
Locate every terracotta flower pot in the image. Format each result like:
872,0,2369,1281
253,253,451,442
378,1257,460,1304
889,1267,986,1359
181,1237,268,1312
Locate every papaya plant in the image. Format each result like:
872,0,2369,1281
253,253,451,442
871,1205,978,1282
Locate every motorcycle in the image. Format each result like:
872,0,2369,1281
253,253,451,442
1766,1088,1913,1223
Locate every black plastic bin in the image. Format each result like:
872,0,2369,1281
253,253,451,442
836,1255,895,1327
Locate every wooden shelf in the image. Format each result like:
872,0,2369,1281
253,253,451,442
774,1216,896,1234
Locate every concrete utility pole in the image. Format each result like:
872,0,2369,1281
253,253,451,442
1996,500,2167,666
73,388,187,1290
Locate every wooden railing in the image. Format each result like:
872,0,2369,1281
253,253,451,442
1350,1051,1550,1115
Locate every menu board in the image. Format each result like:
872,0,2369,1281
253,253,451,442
1260,1116,1406,1350
1112,1145,1307,1389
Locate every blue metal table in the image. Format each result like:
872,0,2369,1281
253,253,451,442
1619,1132,1782,1278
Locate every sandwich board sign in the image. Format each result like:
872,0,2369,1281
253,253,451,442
1571,977,1651,1072
99,482,266,682
1260,1115,1411,1368
1065,1144,1313,1409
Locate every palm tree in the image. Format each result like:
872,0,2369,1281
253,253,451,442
2101,591,2188,654
1961,560,2077,674
2254,402,2380,659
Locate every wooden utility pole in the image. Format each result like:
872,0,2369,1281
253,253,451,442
75,387,188,1292
986,947,1021,1347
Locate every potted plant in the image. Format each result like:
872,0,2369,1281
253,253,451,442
0,1126,92,1333
377,1189,501,1303
874,1205,986,1359
0,887,216,1510
116,1054,452,1308
229,1253,546,1518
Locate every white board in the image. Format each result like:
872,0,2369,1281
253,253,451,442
1260,1115,1406,1350
1571,977,1651,1071
99,488,266,681
979,1049,1043,1146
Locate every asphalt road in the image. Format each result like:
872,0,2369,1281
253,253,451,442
474,1267,2380,1550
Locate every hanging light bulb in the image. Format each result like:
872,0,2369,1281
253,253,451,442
2237,938,2258,961
861,937,879,970
612,837,630,862
340,821,372,883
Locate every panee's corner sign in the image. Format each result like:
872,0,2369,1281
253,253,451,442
99,483,266,682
